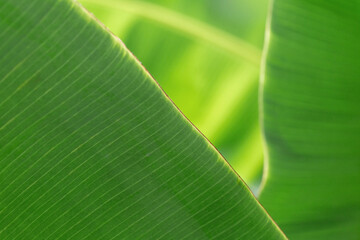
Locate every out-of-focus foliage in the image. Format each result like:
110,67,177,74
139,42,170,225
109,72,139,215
259,0,360,239
79,0,269,186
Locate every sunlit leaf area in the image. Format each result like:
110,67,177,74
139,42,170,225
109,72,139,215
79,0,269,189
0,0,359,239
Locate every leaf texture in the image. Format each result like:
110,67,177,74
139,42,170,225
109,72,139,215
79,0,269,184
259,0,360,239
0,0,285,239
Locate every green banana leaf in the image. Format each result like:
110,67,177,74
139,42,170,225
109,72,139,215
0,0,286,239
78,0,269,185
259,0,360,239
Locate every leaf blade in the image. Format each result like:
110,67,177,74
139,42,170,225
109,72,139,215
259,0,360,239
0,0,285,239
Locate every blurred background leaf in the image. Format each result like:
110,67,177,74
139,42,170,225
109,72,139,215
79,0,269,188
259,0,360,239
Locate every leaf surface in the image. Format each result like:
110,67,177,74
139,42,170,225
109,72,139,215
259,0,360,239
79,0,269,184
0,0,285,239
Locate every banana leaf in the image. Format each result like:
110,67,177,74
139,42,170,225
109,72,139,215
0,0,286,239
79,0,269,184
259,0,360,239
